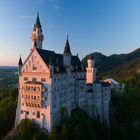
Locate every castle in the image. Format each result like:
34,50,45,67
15,13,111,132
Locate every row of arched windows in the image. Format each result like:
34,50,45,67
23,94,40,101
22,86,41,92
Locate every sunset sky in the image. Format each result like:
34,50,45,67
1,0,140,66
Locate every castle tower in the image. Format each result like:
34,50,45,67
63,35,71,67
18,55,22,75
31,12,44,50
86,56,97,84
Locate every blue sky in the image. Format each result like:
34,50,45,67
1,0,140,66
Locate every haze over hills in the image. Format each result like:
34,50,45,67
82,48,140,82
0,66,18,90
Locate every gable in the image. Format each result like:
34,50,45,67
22,49,50,73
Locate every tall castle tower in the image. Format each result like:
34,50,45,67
86,56,97,84
31,12,44,50
63,35,72,68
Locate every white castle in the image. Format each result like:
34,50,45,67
15,13,111,132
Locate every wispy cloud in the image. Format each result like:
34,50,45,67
19,15,35,19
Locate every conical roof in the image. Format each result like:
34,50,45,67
18,55,22,65
35,12,41,28
63,35,71,54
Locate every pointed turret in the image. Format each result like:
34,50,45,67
35,12,41,28
63,35,72,68
63,35,71,54
18,55,22,75
31,12,44,50
18,55,22,65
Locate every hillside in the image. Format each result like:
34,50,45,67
99,58,140,82
82,48,140,82
0,66,18,90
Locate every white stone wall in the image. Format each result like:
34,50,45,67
16,50,111,132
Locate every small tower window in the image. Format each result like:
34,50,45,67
32,64,37,70
45,88,48,92
24,77,28,81
41,78,46,82
32,78,37,82
37,111,40,118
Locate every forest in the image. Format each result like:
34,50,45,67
1,77,140,140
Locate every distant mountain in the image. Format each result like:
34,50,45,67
0,66,18,89
82,48,140,82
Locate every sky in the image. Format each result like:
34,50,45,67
1,0,140,66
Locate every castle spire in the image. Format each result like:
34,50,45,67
63,34,71,54
31,12,44,50
18,55,22,65
35,11,41,28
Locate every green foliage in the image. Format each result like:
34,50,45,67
110,81,140,140
49,124,59,140
50,108,109,140
0,87,18,139
4,119,49,140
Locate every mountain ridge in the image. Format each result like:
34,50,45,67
82,47,140,82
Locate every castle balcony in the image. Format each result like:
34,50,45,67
22,81,45,108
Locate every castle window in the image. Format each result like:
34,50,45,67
26,111,29,115
41,78,46,82
24,77,28,81
21,110,23,114
58,77,60,81
32,77,37,82
31,96,33,100
45,88,48,92
37,111,40,118
54,78,56,82
34,96,36,100
25,95,27,99
32,64,37,70
45,97,47,101
37,96,40,100
28,95,30,100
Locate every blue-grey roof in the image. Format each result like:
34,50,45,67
36,48,82,73
64,39,71,54
18,56,22,65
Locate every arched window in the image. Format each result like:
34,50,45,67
34,96,36,100
38,87,40,91
31,95,33,100
37,96,40,100
28,95,30,100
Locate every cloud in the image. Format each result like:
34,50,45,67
19,15,35,19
